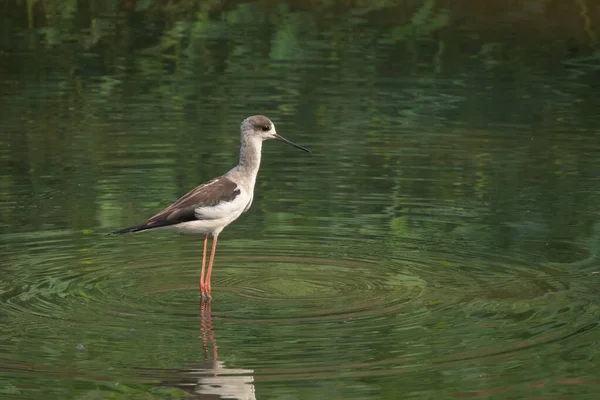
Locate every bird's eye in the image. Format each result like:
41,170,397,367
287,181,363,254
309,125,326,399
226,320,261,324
261,125,270,132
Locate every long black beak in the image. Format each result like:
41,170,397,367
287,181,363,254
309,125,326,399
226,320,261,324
274,133,311,153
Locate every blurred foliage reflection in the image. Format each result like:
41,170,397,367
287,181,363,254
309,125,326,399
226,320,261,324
1,0,600,399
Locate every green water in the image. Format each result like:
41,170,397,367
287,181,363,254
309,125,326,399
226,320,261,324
2,1,600,399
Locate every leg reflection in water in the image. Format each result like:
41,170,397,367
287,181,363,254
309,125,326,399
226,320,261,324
200,298,218,364
192,298,256,400
159,298,256,399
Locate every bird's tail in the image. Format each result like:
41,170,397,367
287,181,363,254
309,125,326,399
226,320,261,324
110,223,150,235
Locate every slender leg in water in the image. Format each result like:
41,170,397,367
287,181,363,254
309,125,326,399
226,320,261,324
204,234,219,298
199,234,208,296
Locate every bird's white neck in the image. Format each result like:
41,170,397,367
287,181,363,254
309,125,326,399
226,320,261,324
239,135,262,173
226,135,262,192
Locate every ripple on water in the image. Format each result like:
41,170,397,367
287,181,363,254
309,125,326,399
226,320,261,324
1,233,599,394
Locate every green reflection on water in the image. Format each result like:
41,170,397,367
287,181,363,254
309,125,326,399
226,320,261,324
1,0,600,399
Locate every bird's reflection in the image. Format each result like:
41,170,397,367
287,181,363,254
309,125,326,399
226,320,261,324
200,299,218,363
159,299,256,400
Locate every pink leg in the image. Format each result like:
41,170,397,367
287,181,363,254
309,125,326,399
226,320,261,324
199,235,208,296
204,234,219,298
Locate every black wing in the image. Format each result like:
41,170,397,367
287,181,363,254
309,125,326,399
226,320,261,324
111,176,241,234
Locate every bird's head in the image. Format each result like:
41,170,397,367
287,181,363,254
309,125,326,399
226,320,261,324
241,115,310,153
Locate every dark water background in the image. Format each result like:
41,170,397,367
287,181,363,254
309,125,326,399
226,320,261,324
1,1,600,399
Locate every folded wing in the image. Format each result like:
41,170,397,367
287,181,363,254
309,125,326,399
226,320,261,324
111,176,241,234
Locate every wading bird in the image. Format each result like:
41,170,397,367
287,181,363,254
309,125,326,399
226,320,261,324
112,115,310,298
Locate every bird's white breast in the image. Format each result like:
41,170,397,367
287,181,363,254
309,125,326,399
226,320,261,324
173,186,252,235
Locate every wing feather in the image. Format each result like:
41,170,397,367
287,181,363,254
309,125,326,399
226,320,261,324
148,176,241,224
111,176,241,234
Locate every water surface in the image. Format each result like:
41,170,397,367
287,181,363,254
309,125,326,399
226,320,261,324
1,1,600,399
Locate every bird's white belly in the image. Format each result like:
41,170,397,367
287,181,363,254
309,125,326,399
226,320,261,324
173,216,239,235
173,190,251,235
